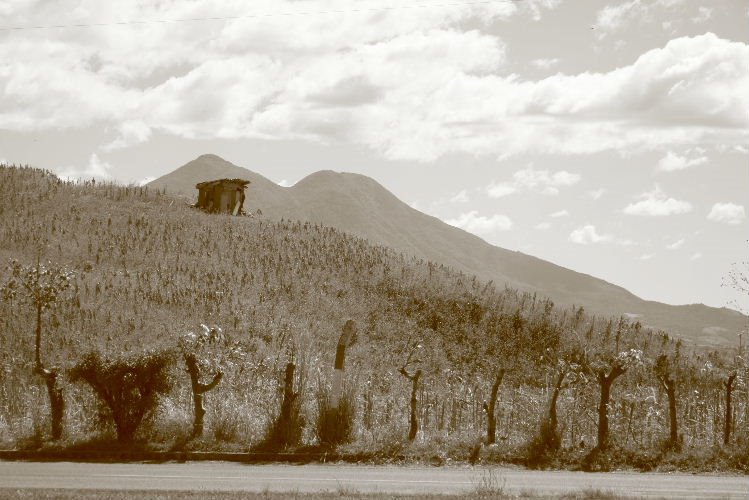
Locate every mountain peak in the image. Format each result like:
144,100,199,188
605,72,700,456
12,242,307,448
147,156,747,346
194,153,228,162
294,169,387,192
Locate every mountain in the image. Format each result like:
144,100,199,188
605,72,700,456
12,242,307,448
149,154,746,346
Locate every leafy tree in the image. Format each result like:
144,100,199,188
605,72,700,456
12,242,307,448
69,350,172,442
2,259,73,440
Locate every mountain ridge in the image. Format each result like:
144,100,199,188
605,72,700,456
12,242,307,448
148,154,746,346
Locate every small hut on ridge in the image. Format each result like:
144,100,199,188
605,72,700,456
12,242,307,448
195,178,250,215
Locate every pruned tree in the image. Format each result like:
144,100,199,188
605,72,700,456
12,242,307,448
69,350,172,442
482,310,524,445
721,251,748,446
2,258,73,440
654,354,681,450
545,353,587,451
723,371,738,445
484,368,505,445
399,337,422,441
179,324,225,438
590,348,643,451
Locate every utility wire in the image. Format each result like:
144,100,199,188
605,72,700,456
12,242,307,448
0,0,524,32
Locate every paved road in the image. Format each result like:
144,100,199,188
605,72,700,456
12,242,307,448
0,461,746,498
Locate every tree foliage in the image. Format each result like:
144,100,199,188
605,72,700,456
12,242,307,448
69,350,173,442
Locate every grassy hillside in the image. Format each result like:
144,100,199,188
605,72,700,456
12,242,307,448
148,155,746,347
1,165,746,471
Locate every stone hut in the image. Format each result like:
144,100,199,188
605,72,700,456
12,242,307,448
195,178,250,215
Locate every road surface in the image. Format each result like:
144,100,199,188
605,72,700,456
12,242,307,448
0,461,746,498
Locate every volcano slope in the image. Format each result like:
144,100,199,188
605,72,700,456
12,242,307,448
149,154,746,348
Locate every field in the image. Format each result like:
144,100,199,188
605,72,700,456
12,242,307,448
0,165,747,472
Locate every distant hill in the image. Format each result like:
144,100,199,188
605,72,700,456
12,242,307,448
149,154,746,346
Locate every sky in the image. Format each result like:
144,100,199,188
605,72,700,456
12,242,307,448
0,0,748,313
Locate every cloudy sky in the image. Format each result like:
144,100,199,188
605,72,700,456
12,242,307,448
1,0,748,312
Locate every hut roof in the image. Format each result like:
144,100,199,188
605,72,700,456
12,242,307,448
195,178,250,189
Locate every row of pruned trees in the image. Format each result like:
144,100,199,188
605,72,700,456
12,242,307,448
2,257,746,457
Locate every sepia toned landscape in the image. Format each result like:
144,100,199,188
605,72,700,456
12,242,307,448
0,161,746,497
1,1,748,499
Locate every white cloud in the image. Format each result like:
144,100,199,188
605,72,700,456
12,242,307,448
690,252,702,261
639,253,655,260
692,6,712,23
530,58,560,70
595,0,642,33
486,182,516,198
0,4,746,161
595,0,689,35
448,189,469,203
535,222,552,230
666,238,685,250
657,151,708,172
55,153,113,181
487,166,580,198
445,210,513,236
102,120,153,151
550,209,569,218
623,185,692,216
588,188,607,200
569,225,613,245
707,202,745,225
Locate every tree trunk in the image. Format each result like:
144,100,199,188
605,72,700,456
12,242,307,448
408,370,421,441
544,369,566,451
548,370,565,434
185,353,223,438
485,369,505,444
666,380,678,448
35,302,42,371
723,373,737,445
596,366,625,451
33,303,63,440
38,368,63,440
279,362,297,426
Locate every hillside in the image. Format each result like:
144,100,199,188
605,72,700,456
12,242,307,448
1,165,745,470
149,154,746,347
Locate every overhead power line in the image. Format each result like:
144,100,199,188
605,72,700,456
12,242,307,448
0,0,524,32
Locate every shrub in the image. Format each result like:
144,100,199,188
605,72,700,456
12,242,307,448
316,387,355,448
526,417,562,468
260,362,305,450
69,350,173,442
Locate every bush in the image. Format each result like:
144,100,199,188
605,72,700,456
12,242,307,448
316,387,355,448
526,418,562,468
253,362,306,451
69,350,173,442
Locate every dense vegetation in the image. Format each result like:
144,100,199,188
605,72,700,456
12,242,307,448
0,165,746,471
